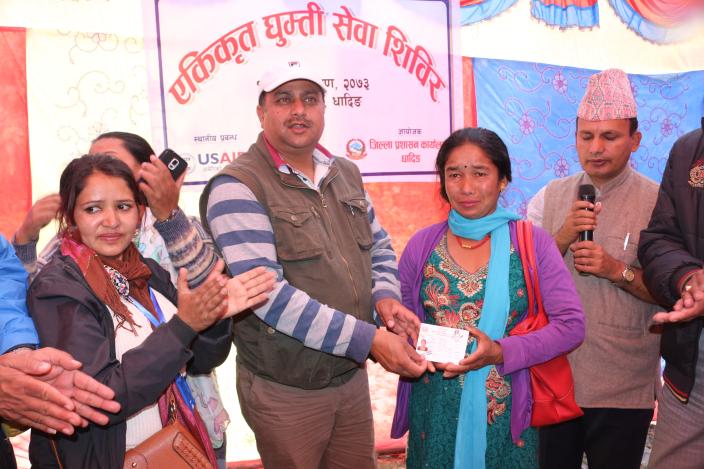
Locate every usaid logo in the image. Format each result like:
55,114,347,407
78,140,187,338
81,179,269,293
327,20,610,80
196,152,243,165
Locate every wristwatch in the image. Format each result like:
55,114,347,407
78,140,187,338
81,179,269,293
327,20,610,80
621,264,635,283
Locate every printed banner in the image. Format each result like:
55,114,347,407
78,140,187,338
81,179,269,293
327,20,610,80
143,0,461,185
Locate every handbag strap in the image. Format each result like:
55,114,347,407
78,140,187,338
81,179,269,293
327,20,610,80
50,439,65,469
130,292,196,411
516,220,544,318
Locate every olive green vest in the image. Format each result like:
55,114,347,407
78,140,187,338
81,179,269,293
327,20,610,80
200,134,374,389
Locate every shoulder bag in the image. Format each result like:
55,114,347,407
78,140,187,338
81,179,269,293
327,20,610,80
509,220,583,427
123,388,214,469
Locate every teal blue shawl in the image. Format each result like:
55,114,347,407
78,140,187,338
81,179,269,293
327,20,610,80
448,207,520,469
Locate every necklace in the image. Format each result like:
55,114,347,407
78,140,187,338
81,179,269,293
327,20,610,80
455,233,491,249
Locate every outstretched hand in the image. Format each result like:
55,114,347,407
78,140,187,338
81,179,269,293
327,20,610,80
375,298,420,342
430,327,502,379
652,270,704,324
370,328,426,378
225,266,276,314
0,348,120,435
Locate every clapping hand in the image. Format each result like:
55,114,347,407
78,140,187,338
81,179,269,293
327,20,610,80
0,348,120,435
225,265,276,314
177,263,229,332
177,260,276,331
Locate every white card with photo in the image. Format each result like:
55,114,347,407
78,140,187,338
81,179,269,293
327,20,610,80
415,323,470,364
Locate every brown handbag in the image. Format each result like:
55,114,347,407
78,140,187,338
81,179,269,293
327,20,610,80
123,400,214,469
509,220,584,427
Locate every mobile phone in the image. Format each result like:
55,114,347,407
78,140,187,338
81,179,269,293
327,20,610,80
158,149,188,180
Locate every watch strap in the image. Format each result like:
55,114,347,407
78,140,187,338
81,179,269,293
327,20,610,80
621,264,635,283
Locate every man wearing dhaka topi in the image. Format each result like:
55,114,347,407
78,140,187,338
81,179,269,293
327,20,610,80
527,68,661,469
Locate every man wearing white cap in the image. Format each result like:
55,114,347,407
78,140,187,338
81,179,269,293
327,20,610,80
638,111,704,469
199,61,426,468
527,68,661,469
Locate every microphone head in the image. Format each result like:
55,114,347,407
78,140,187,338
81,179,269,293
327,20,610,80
578,184,596,202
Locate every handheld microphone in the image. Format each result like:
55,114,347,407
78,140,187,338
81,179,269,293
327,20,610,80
578,184,596,242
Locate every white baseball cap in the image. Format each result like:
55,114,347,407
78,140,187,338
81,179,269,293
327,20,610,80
256,61,326,94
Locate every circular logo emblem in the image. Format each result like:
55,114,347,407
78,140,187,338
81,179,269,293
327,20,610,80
181,153,196,175
346,138,367,160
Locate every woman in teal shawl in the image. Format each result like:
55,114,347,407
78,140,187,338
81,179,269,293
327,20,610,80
393,128,585,469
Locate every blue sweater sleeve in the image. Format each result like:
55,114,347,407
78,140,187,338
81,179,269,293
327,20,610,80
0,235,39,353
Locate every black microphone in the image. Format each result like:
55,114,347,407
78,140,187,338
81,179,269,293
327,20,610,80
578,184,596,242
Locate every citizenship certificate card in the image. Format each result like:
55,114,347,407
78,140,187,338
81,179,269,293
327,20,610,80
415,323,469,364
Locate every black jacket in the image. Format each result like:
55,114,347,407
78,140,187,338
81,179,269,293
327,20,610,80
638,119,704,401
27,254,232,469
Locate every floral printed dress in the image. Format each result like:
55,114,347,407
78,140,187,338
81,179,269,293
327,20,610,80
407,234,538,469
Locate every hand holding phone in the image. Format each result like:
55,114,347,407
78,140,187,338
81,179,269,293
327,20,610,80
158,149,188,180
138,150,186,220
